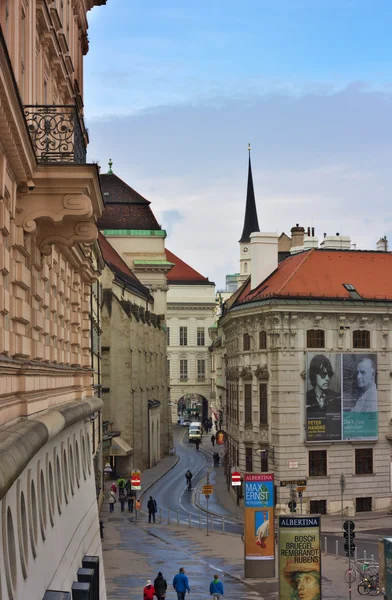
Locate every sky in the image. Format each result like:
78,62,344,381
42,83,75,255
85,0,392,289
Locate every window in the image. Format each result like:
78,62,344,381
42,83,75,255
244,383,252,424
245,447,253,472
259,383,268,425
353,330,370,349
180,359,188,380
260,450,268,472
307,329,325,348
180,326,187,346
309,450,327,476
356,497,372,512
197,327,205,346
355,448,373,474
166,360,170,379
197,359,205,381
166,327,170,346
310,500,327,515
243,333,250,351
259,330,267,350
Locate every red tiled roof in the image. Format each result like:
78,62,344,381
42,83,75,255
165,249,212,284
242,249,392,302
98,232,150,297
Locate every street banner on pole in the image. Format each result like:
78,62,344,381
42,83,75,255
278,515,321,600
244,473,275,578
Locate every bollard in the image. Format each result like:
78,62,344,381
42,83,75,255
211,516,213,532
188,513,191,528
355,547,358,563
364,550,367,560
177,509,179,525
199,514,201,530
159,507,162,524
335,540,339,558
324,537,327,556
371,554,374,561
222,518,225,534
168,509,171,525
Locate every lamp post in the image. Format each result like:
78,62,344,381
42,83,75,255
340,473,346,531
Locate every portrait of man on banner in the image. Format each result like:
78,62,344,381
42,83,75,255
343,353,378,440
306,353,341,441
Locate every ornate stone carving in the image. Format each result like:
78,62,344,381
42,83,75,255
35,220,97,255
300,369,306,380
18,193,93,233
254,365,269,380
240,366,253,380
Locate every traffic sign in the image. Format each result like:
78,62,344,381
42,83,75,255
231,471,241,486
343,520,355,532
297,486,306,492
288,500,297,512
344,542,355,553
131,474,141,490
202,485,213,495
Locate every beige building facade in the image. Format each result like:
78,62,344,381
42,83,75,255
220,234,392,516
99,233,168,474
0,1,107,598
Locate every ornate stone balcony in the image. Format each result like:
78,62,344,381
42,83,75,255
23,104,87,164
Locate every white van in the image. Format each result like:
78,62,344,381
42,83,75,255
188,421,202,443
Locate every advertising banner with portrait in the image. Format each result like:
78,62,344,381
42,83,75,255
306,352,378,441
279,515,321,600
306,353,342,441
244,474,274,561
342,354,378,440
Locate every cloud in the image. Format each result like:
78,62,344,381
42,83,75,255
87,84,392,288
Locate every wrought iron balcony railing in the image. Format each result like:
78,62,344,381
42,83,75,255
23,104,87,164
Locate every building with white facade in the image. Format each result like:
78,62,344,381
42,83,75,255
221,233,392,516
166,249,216,422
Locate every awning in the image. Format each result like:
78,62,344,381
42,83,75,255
109,436,133,456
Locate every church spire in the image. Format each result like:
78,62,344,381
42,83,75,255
239,144,260,243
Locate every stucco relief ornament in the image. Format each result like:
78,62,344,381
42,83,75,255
36,220,97,255
299,316,310,326
240,366,253,380
254,366,269,380
20,193,93,234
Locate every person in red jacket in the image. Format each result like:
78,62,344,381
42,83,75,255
143,580,155,600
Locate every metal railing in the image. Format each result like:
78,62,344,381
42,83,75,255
23,104,86,164
157,507,226,534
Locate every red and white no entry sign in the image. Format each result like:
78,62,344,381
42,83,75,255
231,471,241,486
131,476,141,489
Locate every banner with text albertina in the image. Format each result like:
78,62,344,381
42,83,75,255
244,474,275,561
279,515,321,600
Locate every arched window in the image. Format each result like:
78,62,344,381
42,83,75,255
243,333,250,351
259,330,267,349
353,330,370,349
306,329,325,349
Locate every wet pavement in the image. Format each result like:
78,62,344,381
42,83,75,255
101,425,381,599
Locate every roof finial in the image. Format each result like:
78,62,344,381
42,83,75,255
248,142,251,153
108,158,113,174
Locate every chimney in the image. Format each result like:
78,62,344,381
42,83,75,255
304,234,319,249
250,232,279,290
290,223,305,253
377,236,388,252
320,234,351,250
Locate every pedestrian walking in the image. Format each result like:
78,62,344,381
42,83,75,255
147,496,157,523
110,482,117,494
143,579,155,600
117,477,126,498
195,439,200,451
119,488,126,512
154,571,167,600
173,567,190,600
108,489,116,513
211,434,215,447
127,487,135,512
99,520,104,540
209,574,224,599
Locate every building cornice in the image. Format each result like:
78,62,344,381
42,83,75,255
0,397,102,501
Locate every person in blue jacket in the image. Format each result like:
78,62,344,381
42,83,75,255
173,567,190,599
209,574,224,599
